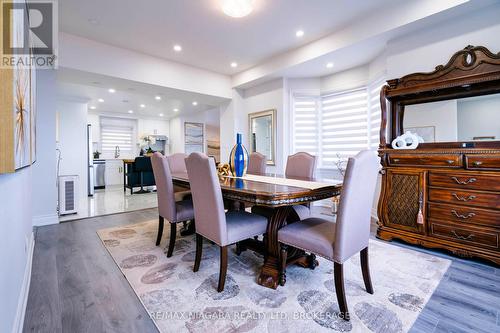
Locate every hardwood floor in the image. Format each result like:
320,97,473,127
24,208,500,333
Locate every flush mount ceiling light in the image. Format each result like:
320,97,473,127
155,96,162,100
173,108,179,112
296,30,304,37
89,106,96,110
230,62,238,68
173,44,182,52
98,98,104,103
222,0,254,18
192,101,198,106
108,88,116,93
128,110,134,114
159,113,164,117
326,62,334,68
140,104,146,108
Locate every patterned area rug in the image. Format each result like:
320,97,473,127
97,220,450,333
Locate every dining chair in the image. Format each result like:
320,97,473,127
252,152,317,220
278,150,379,320
185,152,268,292
167,153,192,201
150,152,195,257
247,152,267,175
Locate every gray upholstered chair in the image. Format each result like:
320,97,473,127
167,153,192,202
185,152,268,292
278,151,379,320
151,152,195,257
252,151,317,221
247,152,267,175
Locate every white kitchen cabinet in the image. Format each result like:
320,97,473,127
105,159,124,186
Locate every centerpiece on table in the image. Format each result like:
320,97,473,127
139,135,156,155
229,133,248,177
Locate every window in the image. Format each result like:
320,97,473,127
100,117,136,155
292,77,385,169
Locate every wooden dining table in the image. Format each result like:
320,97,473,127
171,172,342,289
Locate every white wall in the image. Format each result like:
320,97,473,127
57,100,89,201
404,100,458,142
458,95,500,141
32,70,58,226
0,168,33,333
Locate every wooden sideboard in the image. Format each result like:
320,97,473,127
377,46,500,265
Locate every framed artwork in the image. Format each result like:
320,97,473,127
0,0,36,173
184,122,204,154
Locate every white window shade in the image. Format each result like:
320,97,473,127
100,117,136,154
368,77,386,150
292,96,319,156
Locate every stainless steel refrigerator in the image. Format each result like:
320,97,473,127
87,124,95,196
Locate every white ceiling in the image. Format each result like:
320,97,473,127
59,0,399,75
57,69,229,119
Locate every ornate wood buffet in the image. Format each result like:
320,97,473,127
377,46,500,265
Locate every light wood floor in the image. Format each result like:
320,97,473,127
24,208,500,333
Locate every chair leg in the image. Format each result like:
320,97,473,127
217,246,228,292
166,223,177,257
193,234,203,272
334,262,350,321
360,247,374,294
279,245,288,286
155,216,164,246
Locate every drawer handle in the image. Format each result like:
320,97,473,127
393,158,400,162
472,161,483,167
451,193,476,202
451,230,474,241
446,160,455,164
451,210,476,219
451,176,477,185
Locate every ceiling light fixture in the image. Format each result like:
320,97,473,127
222,0,254,18
128,110,134,114
140,104,146,108
326,62,334,68
159,113,164,117
108,88,116,93
155,96,162,100
173,44,182,52
192,101,198,106
296,30,304,37
98,98,104,103
231,62,238,68
89,106,96,110
173,108,179,112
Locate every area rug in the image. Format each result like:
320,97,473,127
97,221,450,333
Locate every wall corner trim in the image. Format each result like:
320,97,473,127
11,231,35,333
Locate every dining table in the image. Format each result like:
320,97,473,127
171,172,342,289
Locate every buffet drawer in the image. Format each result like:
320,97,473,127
388,154,461,168
429,172,500,191
428,188,500,210
466,155,500,171
430,222,499,250
428,202,500,229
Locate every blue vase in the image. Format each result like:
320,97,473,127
229,133,248,177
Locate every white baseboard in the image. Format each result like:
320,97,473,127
12,231,35,333
32,213,59,226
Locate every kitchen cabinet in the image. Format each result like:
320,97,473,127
105,159,124,186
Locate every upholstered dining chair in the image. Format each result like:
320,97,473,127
167,153,192,201
278,150,379,320
252,152,317,221
185,152,268,292
247,152,267,175
151,152,195,257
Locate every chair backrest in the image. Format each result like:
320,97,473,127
150,152,176,221
185,152,227,245
333,150,379,263
134,156,153,172
167,153,188,174
285,152,316,179
247,152,267,175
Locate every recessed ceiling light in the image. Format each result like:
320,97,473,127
108,88,116,93
155,95,162,100
173,44,182,52
98,98,104,103
230,62,238,68
159,113,164,117
128,110,134,114
222,0,254,18
192,101,198,106
296,30,304,37
326,62,334,68
89,106,96,110
140,104,146,108
173,108,179,112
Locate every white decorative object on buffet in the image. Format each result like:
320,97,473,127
391,131,422,149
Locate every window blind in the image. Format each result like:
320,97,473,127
292,96,319,156
100,117,135,154
368,77,386,150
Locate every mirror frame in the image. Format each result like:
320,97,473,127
248,109,276,165
380,45,500,149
